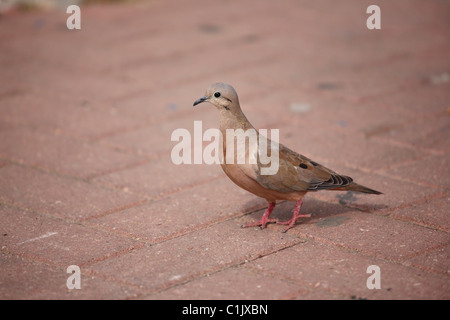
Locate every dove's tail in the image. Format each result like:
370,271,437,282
343,182,383,195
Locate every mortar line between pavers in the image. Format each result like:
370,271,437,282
142,201,269,245
61,260,149,297
0,161,154,208
0,163,149,222
79,198,149,223
149,218,449,299
88,173,225,205
0,200,151,255
372,137,446,159
108,164,444,244
337,74,425,105
292,229,450,277
98,49,281,108
0,199,170,254
138,237,307,299
151,175,225,200
88,115,179,143
244,261,351,300
381,190,449,217
16,145,438,236
96,24,285,77
93,138,168,159
0,160,134,187
310,189,449,234
1,154,149,183
163,54,281,91
80,194,268,250
242,264,344,299
84,158,155,181
84,157,156,181
400,241,450,262
92,234,303,299
0,200,82,226
245,261,360,300
0,122,161,171
246,235,450,290
93,192,448,282
374,167,447,192
0,250,63,273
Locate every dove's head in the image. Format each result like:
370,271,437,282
193,82,240,112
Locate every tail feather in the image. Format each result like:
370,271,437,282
339,182,382,195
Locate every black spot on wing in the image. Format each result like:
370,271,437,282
299,163,308,169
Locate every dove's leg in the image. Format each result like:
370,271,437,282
278,199,311,232
241,202,277,229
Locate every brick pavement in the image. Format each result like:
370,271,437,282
0,0,449,300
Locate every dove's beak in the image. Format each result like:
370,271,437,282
193,96,208,107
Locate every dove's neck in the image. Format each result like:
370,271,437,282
219,106,255,134
219,105,260,166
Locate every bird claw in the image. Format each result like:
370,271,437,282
277,213,311,232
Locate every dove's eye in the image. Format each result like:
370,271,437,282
214,92,221,98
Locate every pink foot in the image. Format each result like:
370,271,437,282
242,202,277,229
277,199,311,232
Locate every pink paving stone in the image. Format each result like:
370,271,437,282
108,80,214,121
88,177,267,243
0,126,147,180
244,86,418,136
391,196,450,233
109,74,266,124
45,0,281,75
0,165,145,221
0,252,142,299
98,107,219,157
265,200,450,262
313,51,449,102
3,53,151,103
288,286,349,300
371,112,450,152
0,204,142,267
0,86,146,140
246,240,449,299
123,30,280,90
369,83,450,117
0,13,152,99
238,50,432,103
234,55,335,95
147,266,305,300
279,121,424,172
0,0,449,301
88,218,301,291
92,152,223,199
404,246,450,276
91,11,279,75
383,153,450,189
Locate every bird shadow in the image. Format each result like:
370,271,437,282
334,191,388,212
